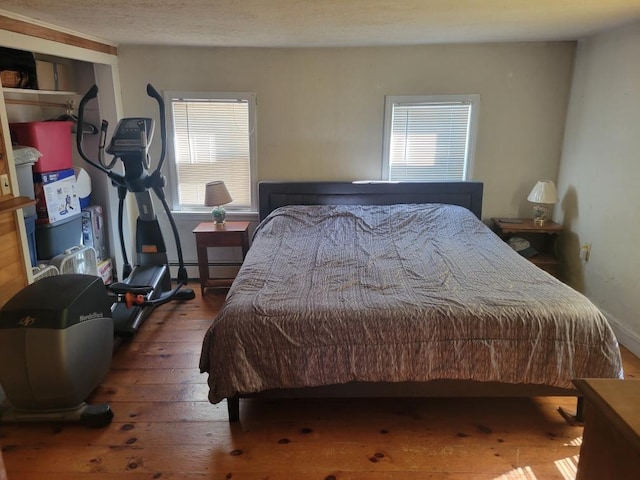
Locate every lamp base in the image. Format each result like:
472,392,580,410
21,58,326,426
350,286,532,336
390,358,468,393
211,206,226,224
532,204,551,226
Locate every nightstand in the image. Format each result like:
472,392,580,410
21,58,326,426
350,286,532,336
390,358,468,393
573,379,640,480
492,218,563,278
193,221,250,295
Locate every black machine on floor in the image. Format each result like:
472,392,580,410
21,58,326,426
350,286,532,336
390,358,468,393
0,275,114,427
76,83,195,337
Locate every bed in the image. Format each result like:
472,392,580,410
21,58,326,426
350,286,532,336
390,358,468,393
199,181,623,422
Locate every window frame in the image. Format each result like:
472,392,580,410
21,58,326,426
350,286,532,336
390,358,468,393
164,90,257,213
382,94,480,182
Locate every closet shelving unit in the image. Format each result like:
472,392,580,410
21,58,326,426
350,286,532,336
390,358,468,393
0,26,121,295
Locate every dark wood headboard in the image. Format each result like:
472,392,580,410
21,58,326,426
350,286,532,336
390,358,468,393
258,181,483,221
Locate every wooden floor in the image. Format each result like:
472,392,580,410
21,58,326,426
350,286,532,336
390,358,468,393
1,287,639,480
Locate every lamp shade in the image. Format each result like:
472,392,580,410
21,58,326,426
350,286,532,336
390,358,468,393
527,180,558,204
204,181,233,207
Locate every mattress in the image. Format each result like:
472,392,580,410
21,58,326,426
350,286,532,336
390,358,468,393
199,203,623,403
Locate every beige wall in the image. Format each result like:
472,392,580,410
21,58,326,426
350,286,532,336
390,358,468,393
117,42,575,221
556,21,640,356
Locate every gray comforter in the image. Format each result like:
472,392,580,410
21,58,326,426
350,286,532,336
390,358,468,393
199,204,623,403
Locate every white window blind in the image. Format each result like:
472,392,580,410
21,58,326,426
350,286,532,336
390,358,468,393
166,92,255,210
383,95,479,182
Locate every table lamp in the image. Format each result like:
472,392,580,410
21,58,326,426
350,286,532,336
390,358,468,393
204,181,233,225
527,180,558,226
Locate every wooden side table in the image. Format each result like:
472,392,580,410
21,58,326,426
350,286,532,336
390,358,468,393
193,221,250,295
573,379,640,480
492,218,563,278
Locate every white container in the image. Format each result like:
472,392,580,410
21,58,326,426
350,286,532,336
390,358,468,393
12,146,40,217
16,163,36,216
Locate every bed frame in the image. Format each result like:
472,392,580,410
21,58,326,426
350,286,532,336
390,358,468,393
226,180,582,422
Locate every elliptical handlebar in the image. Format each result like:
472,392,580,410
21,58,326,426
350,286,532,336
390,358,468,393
77,83,167,176
146,84,167,174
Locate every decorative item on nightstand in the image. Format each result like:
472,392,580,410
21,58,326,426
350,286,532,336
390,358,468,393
204,181,233,225
527,180,558,226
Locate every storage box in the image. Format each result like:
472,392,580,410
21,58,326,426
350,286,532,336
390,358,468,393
35,60,75,92
97,258,113,285
9,121,73,173
35,214,82,260
35,60,55,90
54,63,74,92
33,169,81,224
82,205,107,260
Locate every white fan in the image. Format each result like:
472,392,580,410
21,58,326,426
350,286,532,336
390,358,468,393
50,246,98,276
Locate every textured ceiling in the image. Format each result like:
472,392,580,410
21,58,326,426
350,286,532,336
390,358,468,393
1,0,640,47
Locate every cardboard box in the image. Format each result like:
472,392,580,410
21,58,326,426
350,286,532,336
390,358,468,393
54,63,74,92
35,60,55,90
97,258,113,285
35,60,75,92
82,205,107,260
33,169,81,224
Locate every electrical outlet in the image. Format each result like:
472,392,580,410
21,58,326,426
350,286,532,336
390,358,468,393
579,244,591,262
0,174,10,195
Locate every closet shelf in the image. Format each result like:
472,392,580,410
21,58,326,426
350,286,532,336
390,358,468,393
4,97,74,109
0,196,36,214
3,87,77,96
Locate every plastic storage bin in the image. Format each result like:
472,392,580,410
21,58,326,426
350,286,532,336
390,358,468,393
9,121,73,173
35,214,82,260
15,163,36,216
12,146,40,216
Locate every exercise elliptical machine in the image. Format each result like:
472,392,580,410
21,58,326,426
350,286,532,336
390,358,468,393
76,84,195,338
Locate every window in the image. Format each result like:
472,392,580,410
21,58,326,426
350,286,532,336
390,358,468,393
382,95,479,181
165,91,256,211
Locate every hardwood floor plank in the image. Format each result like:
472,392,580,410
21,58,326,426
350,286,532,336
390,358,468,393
1,442,578,476
90,383,210,403
104,367,205,385
621,347,640,377
134,328,209,343
0,408,581,448
110,350,202,370
57,400,229,423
